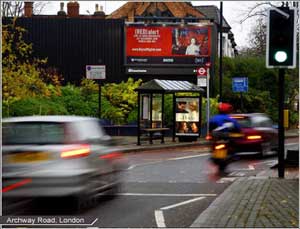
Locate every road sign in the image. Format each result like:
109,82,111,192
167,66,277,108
197,67,207,76
86,65,106,80
197,76,207,87
232,77,248,92
266,7,296,68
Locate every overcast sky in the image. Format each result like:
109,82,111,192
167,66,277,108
40,1,272,49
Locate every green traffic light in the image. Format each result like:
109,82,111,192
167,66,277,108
274,51,288,63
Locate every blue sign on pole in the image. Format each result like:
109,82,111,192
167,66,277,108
232,77,248,92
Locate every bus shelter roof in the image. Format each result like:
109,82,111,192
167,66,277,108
135,79,204,93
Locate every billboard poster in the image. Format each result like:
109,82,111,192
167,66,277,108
175,97,200,136
125,25,211,66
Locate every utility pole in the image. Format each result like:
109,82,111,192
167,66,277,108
219,1,223,102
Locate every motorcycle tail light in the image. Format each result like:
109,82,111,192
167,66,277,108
99,152,122,160
206,135,213,140
215,144,226,150
61,144,90,159
246,135,262,140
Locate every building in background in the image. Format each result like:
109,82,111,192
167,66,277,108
194,5,238,58
3,1,237,91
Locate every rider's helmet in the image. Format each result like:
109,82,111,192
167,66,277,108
218,102,233,114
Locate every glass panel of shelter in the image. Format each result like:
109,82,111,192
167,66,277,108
140,93,163,129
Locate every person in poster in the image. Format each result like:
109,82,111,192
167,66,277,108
177,122,189,133
190,122,199,133
185,37,200,56
176,101,189,113
187,100,199,122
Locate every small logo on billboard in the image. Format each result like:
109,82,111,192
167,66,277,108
195,58,205,64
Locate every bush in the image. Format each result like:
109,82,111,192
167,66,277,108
6,97,68,117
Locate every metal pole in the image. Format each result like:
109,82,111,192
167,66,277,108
278,68,285,178
219,1,223,102
137,92,141,145
206,68,210,136
98,82,101,119
173,93,176,142
240,92,243,112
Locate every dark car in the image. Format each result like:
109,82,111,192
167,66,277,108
229,113,278,157
2,116,126,211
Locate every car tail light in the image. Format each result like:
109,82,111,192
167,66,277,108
246,135,262,140
215,144,226,150
61,144,90,159
99,152,122,160
2,178,32,193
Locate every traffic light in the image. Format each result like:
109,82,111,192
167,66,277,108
266,7,296,68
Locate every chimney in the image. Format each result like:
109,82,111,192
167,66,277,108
67,1,79,17
93,4,105,18
24,2,33,17
57,2,67,16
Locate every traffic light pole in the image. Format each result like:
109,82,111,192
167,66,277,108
219,1,223,102
278,68,285,178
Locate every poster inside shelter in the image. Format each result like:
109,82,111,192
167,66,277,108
175,98,200,136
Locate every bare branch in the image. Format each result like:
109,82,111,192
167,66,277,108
238,1,280,24
33,1,51,15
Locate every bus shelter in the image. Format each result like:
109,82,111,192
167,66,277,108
135,79,204,145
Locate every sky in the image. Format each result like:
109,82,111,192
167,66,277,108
39,1,271,49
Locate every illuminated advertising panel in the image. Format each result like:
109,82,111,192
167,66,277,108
125,25,211,66
175,97,200,136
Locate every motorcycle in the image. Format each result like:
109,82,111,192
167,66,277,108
209,123,243,173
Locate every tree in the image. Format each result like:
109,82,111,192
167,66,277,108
238,1,299,53
102,78,142,124
2,20,62,115
1,1,50,17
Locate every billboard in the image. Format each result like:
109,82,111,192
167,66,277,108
125,25,211,66
175,97,200,136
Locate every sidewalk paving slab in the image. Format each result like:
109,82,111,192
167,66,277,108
191,168,299,228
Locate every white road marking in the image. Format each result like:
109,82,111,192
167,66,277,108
285,143,299,146
126,153,210,170
167,154,210,161
127,165,136,170
217,177,237,183
155,210,166,227
251,160,277,166
116,193,217,197
160,196,205,210
248,164,255,170
155,197,206,227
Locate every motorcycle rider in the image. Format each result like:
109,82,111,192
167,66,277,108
209,102,240,132
209,102,241,174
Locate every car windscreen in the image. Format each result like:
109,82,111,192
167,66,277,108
3,122,65,145
231,116,252,128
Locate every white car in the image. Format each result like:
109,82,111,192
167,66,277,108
2,116,125,211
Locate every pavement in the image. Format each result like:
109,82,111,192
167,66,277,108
190,169,299,228
113,128,299,153
112,129,299,228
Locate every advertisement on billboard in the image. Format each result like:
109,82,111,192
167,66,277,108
125,25,211,66
175,97,200,136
